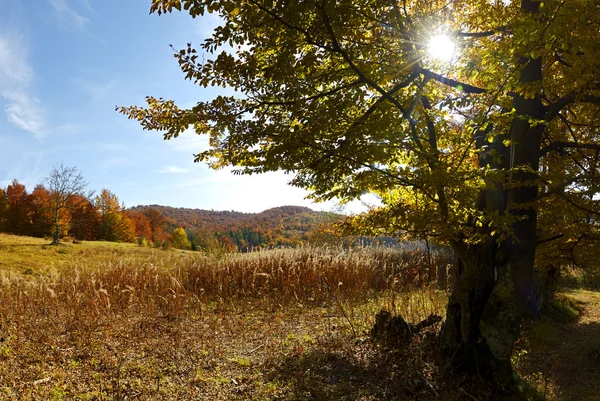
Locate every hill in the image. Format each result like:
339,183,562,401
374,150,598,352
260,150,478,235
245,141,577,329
129,205,342,250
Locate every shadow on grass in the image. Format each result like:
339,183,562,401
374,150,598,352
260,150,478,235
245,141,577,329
268,346,432,400
267,341,529,401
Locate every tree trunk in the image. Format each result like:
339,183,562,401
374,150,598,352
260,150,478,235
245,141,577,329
441,0,544,390
442,222,538,390
52,205,60,245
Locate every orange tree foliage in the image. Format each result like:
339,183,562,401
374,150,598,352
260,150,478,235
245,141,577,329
68,194,100,241
29,185,54,238
0,188,7,231
6,180,30,235
123,209,153,243
0,171,164,244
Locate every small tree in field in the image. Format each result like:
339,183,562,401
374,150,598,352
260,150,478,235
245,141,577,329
171,227,191,250
45,164,88,245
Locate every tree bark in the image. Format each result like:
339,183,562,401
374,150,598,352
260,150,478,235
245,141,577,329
441,0,544,390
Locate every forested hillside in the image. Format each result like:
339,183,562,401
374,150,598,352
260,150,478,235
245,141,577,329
130,205,342,251
0,172,342,251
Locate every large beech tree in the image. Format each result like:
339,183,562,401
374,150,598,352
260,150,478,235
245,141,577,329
120,0,600,389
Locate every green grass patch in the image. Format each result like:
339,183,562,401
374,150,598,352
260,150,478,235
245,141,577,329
546,294,582,323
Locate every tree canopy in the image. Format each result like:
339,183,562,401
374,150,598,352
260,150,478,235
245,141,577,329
120,0,600,390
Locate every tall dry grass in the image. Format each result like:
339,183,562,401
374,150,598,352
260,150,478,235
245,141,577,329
0,245,453,349
0,241,455,400
0,245,453,322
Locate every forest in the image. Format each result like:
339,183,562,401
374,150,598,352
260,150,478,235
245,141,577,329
0,174,342,252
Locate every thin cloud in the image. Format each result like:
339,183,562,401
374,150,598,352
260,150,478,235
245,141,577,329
72,77,117,100
48,0,107,44
48,0,89,28
4,92,45,135
159,166,189,174
0,34,45,139
81,0,112,27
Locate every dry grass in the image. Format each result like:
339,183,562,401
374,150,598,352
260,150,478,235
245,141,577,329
5,233,590,400
0,233,458,400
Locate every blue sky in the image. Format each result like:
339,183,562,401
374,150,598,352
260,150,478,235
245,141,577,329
0,0,373,213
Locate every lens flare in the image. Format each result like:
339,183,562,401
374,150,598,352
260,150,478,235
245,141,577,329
427,34,456,62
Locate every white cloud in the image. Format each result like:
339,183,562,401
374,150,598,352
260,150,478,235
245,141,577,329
0,34,45,139
166,128,210,153
49,0,90,28
159,165,189,174
4,92,45,134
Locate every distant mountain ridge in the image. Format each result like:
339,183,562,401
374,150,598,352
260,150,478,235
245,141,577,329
129,204,341,249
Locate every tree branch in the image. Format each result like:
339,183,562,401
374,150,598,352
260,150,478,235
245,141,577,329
254,79,363,107
541,141,600,157
544,91,600,122
419,68,486,94
455,26,508,38
557,193,600,219
537,233,564,245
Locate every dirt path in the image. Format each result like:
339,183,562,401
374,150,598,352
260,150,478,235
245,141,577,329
517,289,600,400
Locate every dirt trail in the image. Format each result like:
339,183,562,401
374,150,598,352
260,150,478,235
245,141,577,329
519,289,600,400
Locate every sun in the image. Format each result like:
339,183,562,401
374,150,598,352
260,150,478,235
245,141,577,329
427,34,456,62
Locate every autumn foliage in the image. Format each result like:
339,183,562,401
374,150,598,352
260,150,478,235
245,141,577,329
0,176,339,251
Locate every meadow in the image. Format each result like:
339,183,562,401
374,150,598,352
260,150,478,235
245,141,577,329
0,233,598,400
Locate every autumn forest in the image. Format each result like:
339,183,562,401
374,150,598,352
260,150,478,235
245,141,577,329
0,170,341,252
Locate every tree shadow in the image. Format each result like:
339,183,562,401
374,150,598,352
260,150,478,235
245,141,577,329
266,339,526,401
267,345,433,400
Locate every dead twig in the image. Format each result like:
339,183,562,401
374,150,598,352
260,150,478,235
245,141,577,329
248,343,265,354
33,377,51,386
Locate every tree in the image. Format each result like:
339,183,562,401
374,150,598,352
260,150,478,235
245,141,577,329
124,209,153,244
95,189,123,241
0,188,7,232
45,164,88,244
94,189,136,242
29,184,54,238
142,208,168,244
120,0,600,389
171,227,191,249
68,194,100,241
6,179,30,235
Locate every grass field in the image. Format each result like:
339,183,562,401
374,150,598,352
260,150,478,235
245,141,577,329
0,234,453,400
0,233,598,400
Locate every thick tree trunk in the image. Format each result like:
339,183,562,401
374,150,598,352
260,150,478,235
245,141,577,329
441,0,544,390
442,217,540,389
